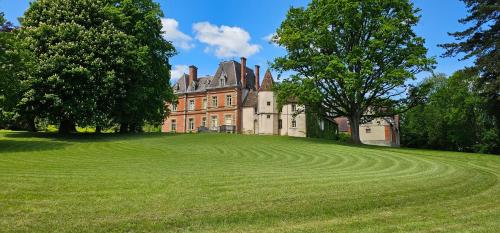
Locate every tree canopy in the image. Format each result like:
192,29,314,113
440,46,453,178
17,0,176,133
401,70,499,154
440,0,499,139
272,0,434,143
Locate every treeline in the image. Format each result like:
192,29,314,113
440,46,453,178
0,0,176,134
401,70,499,154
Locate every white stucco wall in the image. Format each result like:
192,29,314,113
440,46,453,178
257,91,279,135
359,118,392,146
280,104,306,137
242,107,257,134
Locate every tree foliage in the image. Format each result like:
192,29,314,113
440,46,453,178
440,0,499,137
271,0,434,144
18,0,175,133
401,70,499,154
0,12,34,130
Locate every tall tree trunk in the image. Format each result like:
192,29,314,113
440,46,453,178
59,119,76,134
27,117,37,132
119,123,129,133
348,115,362,144
95,126,102,134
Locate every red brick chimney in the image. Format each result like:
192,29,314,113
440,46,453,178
254,65,260,90
189,65,198,86
240,57,246,88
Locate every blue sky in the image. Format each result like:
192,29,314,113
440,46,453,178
0,0,473,82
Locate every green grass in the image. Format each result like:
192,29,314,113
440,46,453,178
0,132,499,232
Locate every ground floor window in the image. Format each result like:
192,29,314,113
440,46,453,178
202,117,207,127
366,128,371,133
278,119,283,129
211,116,218,129
188,118,195,131
224,115,233,125
171,120,177,131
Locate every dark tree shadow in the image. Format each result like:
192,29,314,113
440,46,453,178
2,131,176,143
0,140,70,154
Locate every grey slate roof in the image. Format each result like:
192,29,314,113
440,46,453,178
242,90,258,107
173,60,256,94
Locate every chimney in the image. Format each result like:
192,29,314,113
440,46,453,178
254,65,260,90
189,65,198,86
240,57,247,88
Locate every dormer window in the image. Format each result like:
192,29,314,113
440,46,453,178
219,71,227,87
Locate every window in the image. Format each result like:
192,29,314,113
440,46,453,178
212,96,218,108
171,120,177,132
319,119,325,131
254,107,258,114
366,128,371,134
267,115,271,119
188,118,195,131
172,103,177,111
188,99,195,111
291,118,297,128
220,78,226,86
201,117,207,127
267,101,271,106
224,115,233,125
225,95,232,106
211,116,218,129
202,98,207,109
291,103,297,112
278,119,283,129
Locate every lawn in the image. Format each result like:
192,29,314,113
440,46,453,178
0,131,499,232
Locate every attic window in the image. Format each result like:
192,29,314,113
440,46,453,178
220,78,226,86
175,84,179,90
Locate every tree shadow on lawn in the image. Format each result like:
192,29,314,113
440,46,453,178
2,131,175,144
0,139,70,154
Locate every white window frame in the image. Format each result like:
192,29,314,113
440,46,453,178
291,118,297,128
224,115,233,125
188,118,195,131
188,99,195,111
202,98,207,109
225,95,232,106
212,96,218,108
171,120,177,131
201,117,207,127
172,103,178,111
210,116,218,130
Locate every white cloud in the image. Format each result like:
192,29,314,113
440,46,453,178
262,33,276,42
170,65,189,81
263,33,280,47
161,18,194,50
193,22,261,58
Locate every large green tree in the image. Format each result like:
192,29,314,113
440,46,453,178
272,0,434,144
20,0,135,133
401,70,499,154
19,0,175,133
0,12,34,130
440,0,499,137
110,0,176,133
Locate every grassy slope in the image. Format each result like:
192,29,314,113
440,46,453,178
0,131,499,232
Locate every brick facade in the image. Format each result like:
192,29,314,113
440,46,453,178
163,58,258,133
